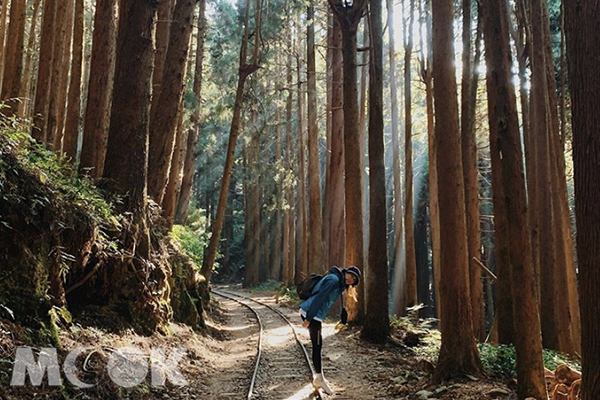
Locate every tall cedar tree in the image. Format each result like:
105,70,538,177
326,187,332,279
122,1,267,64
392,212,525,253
565,1,600,398
431,0,483,381
103,0,158,256
387,0,405,316
328,0,367,324
63,0,85,160
306,0,325,274
0,0,9,95
79,0,117,177
282,16,295,286
200,0,259,281
362,0,389,343
402,0,417,313
460,0,484,340
32,0,57,142
296,25,308,284
419,0,441,319
17,0,42,119
153,0,175,101
176,0,206,224
481,0,547,397
0,0,25,116
148,0,196,204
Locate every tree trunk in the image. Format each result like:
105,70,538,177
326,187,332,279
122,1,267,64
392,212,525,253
147,0,195,204
420,0,441,320
387,0,405,316
460,0,484,341
32,0,57,142
200,0,259,282
162,108,188,228
431,0,483,381
306,0,324,275
540,1,580,355
282,22,294,286
63,0,85,161
565,1,600,398
326,17,345,270
103,0,158,281
362,0,389,343
529,0,560,351
296,30,308,284
244,114,260,288
329,0,367,324
152,0,175,99
52,0,76,151
79,0,117,177
17,0,42,119
403,0,418,312
0,0,10,95
0,0,25,116
481,0,548,397
176,0,206,224
45,0,69,149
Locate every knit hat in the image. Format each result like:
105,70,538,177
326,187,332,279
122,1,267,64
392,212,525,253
345,266,361,286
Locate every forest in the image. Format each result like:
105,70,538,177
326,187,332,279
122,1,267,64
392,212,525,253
0,0,598,398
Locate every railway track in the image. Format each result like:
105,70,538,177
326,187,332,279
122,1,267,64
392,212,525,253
212,288,323,400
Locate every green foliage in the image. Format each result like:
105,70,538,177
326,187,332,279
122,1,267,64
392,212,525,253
170,217,209,268
0,118,118,230
250,279,283,292
478,343,581,378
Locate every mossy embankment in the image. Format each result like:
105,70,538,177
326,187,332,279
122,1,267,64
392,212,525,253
0,119,208,344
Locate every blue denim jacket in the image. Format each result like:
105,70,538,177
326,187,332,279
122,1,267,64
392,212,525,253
299,267,346,322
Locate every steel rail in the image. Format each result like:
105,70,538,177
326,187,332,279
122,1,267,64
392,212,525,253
212,288,322,400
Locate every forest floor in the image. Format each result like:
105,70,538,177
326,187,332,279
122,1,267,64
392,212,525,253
0,283,520,400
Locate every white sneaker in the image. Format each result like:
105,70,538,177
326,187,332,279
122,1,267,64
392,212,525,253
312,373,334,395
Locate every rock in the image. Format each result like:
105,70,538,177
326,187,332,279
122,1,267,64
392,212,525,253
487,388,512,397
434,386,448,396
415,389,434,399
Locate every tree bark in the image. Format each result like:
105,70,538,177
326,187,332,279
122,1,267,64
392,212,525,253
329,0,367,324
387,0,405,316
79,0,117,177
282,21,294,286
152,0,175,99
147,0,196,204
362,0,389,343
45,0,69,149
431,0,483,381
306,0,324,275
52,0,76,151
176,0,206,224
162,107,188,228
481,0,548,397
0,0,10,95
460,0,484,341
403,0,417,312
421,0,441,320
17,0,42,119
63,0,85,161
0,0,25,116
529,0,560,351
103,0,158,275
565,2,600,398
296,30,308,284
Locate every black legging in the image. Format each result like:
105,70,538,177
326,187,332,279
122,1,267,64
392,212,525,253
308,319,323,373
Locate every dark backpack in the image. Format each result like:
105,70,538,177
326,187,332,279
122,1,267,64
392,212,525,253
296,274,324,300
